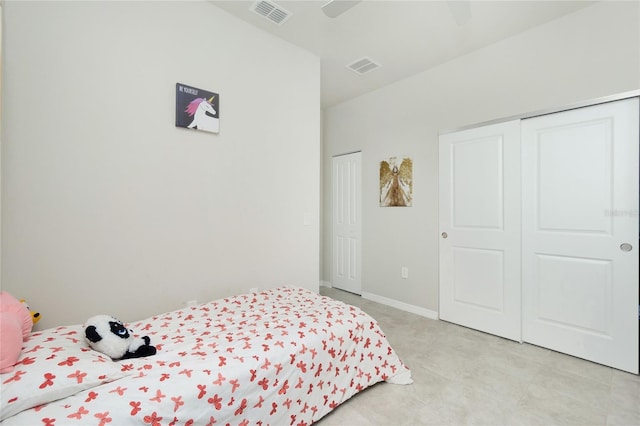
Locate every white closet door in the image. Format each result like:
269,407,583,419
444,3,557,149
439,120,522,341
522,98,639,374
332,152,362,294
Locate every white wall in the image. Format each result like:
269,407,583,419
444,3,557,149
322,1,640,314
1,1,320,329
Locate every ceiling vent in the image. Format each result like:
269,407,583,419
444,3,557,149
347,57,381,75
250,0,292,26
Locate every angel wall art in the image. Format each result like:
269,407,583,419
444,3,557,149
380,157,413,207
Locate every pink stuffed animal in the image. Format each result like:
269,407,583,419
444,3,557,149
0,291,34,373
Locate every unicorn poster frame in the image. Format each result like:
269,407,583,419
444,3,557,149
175,83,220,134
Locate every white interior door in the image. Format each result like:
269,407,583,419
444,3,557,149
522,98,639,374
439,120,522,341
332,152,362,294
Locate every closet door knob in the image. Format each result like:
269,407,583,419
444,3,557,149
620,243,632,252
441,232,448,239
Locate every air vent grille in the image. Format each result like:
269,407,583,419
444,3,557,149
347,57,381,75
251,1,292,25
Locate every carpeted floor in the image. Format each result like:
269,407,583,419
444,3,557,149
318,286,640,426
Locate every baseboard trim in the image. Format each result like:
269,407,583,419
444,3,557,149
361,291,439,320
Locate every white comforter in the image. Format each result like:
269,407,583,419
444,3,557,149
1,287,411,425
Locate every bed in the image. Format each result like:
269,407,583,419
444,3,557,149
0,286,412,425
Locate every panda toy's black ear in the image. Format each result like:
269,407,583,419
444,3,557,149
85,325,103,343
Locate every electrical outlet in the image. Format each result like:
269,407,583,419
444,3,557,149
401,267,409,279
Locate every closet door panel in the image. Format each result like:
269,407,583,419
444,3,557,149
522,98,639,374
439,120,521,342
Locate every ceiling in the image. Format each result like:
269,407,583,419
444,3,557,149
210,0,595,108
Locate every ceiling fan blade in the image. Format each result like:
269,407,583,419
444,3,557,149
448,0,471,25
321,0,362,18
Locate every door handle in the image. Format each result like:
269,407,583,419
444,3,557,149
620,243,632,252
441,232,448,239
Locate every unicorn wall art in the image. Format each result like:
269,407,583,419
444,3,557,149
175,83,220,134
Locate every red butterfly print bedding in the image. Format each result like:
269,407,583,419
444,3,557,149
1,287,412,425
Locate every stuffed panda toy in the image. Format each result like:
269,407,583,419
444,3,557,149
84,315,156,360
